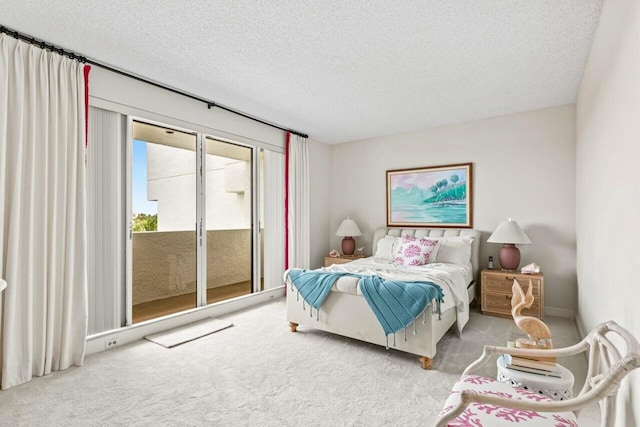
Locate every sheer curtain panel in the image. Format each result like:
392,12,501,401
286,134,310,269
0,34,89,389
86,107,126,334
263,150,285,288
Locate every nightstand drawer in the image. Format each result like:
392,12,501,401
324,256,364,267
482,292,540,317
481,269,544,319
484,275,541,296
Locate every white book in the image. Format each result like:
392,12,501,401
503,355,561,377
507,364,563,378
511,356,558,372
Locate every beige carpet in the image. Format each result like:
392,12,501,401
0,299,600,426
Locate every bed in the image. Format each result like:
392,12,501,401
285,227,480,369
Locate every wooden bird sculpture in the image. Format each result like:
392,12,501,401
511,279,553,353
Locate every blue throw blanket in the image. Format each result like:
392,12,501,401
287,270,359,311
287,269,444,345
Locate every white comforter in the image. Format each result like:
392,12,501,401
322,257,470,332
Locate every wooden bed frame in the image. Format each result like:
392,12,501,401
286,227,481,369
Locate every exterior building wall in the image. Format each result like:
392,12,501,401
146,144,251,231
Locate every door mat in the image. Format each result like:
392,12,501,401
144,318,233,348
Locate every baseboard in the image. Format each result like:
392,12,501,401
573,312,589,363
544,306,575,318
85,286,285,355
574,312,587,339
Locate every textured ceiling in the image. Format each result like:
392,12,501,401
2,1,602,144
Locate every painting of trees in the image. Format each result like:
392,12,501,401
387,162,472,227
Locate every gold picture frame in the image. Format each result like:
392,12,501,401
386,163,473,228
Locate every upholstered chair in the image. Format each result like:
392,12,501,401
436,321,640,427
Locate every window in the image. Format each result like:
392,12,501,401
86,111,285,333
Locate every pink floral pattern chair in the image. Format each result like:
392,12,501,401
438,375,577,426
436,321,640,427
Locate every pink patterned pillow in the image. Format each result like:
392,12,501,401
393,236,438,266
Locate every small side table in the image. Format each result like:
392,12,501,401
496,355,574,401
324,255,364,267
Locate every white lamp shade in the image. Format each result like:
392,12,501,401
336,218,362,237
487,219,531,244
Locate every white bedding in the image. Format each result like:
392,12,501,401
322,256,471,332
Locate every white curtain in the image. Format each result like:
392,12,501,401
287,134,310,269
86,107,126,334
263,149,285,288
0,34,88,389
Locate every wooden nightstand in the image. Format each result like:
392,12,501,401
481,269,544,319
324,255,365,267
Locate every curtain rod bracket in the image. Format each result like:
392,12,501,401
207,102,217,110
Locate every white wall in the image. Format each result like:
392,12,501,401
330,104,577,314
309,139,332,269
576,0,640,423
89,67,285,151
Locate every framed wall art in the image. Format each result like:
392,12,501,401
386,163,473,228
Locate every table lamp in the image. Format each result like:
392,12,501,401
336,217,362,256
487,218,531,271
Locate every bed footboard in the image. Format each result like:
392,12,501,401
286,286,456,369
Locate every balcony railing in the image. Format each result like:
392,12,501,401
132,228,260,305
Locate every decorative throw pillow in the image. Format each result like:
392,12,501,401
393,236,439,266
374,235,398,260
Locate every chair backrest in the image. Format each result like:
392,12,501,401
578,321,640,425
437,320,640,427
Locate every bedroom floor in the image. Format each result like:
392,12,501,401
0,298,600,426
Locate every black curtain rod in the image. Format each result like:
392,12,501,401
0,25,309,139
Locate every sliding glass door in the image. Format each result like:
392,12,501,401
126,119,282,324
129,121,198,323
203,137,254,304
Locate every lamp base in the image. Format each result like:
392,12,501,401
341,236,355,256
498,244,521,271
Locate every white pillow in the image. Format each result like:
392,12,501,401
435,238,473,266
422,235,473,262
374,235,399,260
